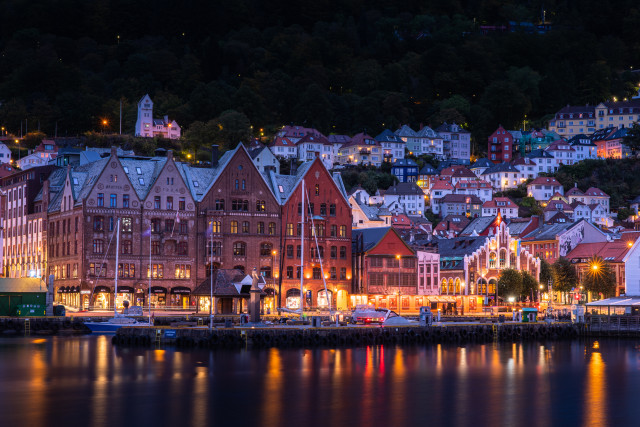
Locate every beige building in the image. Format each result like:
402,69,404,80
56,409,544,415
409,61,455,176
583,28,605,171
548,99,640,136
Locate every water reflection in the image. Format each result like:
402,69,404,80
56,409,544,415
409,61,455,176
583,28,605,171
0,337,639,426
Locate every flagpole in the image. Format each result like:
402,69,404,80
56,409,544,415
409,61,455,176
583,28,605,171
148,225,152,325
209,221,213,332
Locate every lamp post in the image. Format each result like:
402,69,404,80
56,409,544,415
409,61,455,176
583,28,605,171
271,249,277,315
102,119,108,134
396,254,401,314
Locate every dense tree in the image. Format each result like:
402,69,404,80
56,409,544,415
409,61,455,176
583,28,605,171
552,257,578,293
539,259,553,290
521,271,539,301
0,0,638,141
583,256,617,298
497,268,523,300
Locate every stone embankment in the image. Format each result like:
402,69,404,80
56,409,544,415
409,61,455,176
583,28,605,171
0,317,90,336
113,323,584,349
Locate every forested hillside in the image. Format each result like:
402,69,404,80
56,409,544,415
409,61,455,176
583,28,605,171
1,0,639,151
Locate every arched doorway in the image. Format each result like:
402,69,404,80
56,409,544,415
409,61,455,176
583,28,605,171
286,288,301,309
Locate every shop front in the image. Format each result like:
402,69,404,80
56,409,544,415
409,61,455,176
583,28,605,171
134,287,147,307
286,288,301,310
263,287,276,314
170,287,191,309
57,286,80,308
93,285,112,309
115,286,135,310
150,286,167,307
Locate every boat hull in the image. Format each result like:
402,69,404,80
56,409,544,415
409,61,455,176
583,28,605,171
84,322,125,334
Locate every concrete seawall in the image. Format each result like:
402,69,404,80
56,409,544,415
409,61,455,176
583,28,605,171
113,323,585,348
0,317,90,335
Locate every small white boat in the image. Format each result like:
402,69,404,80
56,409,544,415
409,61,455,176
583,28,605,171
85,314,151,334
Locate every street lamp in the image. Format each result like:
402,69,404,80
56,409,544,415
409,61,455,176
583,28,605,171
102,119,108,134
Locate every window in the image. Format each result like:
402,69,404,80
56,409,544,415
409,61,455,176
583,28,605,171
340,268,347,280
320,204,326,215
151,218,162,233
232,199,249,211
89,263,107,277
151,241,161,255
331,225,337,237
206,241,222,256
339,225,347,237
489,252,497,269
93,216,104,231
242,221,250,233
268,222,276,235
286,266,294,279
233,242,246,256
256,200,266,212
165,219,174,233
175,265,191,279
166,197,173,210
215,199,225,210
330,267,337,279
235,179,239,190
139,178,144,185
97,193,104,207
313,267,321,279
257,222,265,234
148,264,163,279
287,245,294,258
122,240,132,254
230,221,238,234
110,194,117,208
177,242,188,255
154,196,161,209
340,246,346,259
315,184,320,195
296,266,301,279
179,222,188,234
297,245,301,258
179,198,185,210
123,194,129,208
136,167,142,175
109,217,114,231
93,239,104,254
260,243,273,256
212,221,221,233
118,263,136,278
242,179,246,190
330,246,337,259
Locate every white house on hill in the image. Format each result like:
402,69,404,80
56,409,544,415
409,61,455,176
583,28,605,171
135,94,181,139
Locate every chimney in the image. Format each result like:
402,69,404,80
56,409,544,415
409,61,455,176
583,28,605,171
167,149,173,160
164,115,169,124
211,145,219,167
110,146,118,157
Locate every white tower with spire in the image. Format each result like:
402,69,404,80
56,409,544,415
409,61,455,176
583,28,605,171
135,94,154,137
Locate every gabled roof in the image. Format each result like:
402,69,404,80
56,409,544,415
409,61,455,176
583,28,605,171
512,157,537,166
340,132,379,148
545,140,575,151
526,149,554,159
437,236,487,258
459,216,497,236
454,179,491,190
547,211,572,224
327,134,351,144
297,133,331,146
178,147,238,202
351,227,414,254
521,222,573,241
385,182,424,196
375,129,403,143
528,176,562,186
415,126,439,138
434,215,471,234
439,165,476,178
269,136,297,147
394,125,417,137
439,194,483,204
470,158,492,168
419,165,438,175
584,187,609,198
566,187,584,197
431,181,454,191
544,199,573,213
483,197,517,209
434,122,470,133
566,241,633,263
482,162,519,174
392,159,418,167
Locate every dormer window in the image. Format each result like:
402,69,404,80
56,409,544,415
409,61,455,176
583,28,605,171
136,167,142,175
193,181,199,187
123,166,129,173
138,178,144,185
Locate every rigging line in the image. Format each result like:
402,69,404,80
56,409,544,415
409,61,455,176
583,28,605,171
305,187,331,313
88,222,118,307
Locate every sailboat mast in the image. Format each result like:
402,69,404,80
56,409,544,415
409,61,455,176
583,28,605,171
300,179,304,316
114,218,121,316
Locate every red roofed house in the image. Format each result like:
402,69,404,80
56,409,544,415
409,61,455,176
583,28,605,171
487,125,514,163
482,197,519,219
545,139,576,167
429,180,455,214
433,215,471,238
454,179,493,203
527,177,564,201
438,165,477,186
336,133,382,166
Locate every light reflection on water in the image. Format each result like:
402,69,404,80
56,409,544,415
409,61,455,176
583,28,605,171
0,336,639,427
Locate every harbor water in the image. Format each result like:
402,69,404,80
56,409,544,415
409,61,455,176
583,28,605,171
0,336,639,426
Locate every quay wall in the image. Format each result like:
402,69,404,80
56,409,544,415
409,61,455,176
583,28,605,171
113,323,585,348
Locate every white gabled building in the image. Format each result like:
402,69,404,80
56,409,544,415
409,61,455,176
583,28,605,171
135,94,181,139
415,126,444,159
296,134,334,169
527,177,564,202
248,145,280,174
481,197,519,219
0,143,11,164
395,125,420,155
269,136,298,159
383,182,426,216
545,139,576,167
568,134,597,161
525,149,556,174
374,129,405,163
481,162,521,191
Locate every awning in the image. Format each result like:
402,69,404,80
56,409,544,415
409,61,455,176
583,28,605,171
117,286,134,294
171,286,191,294
427,296,457,303
150,286,167,294
57,287,66,293
94,285,111,293
586,297,640,307
69,286,80,293
264,287,276,296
